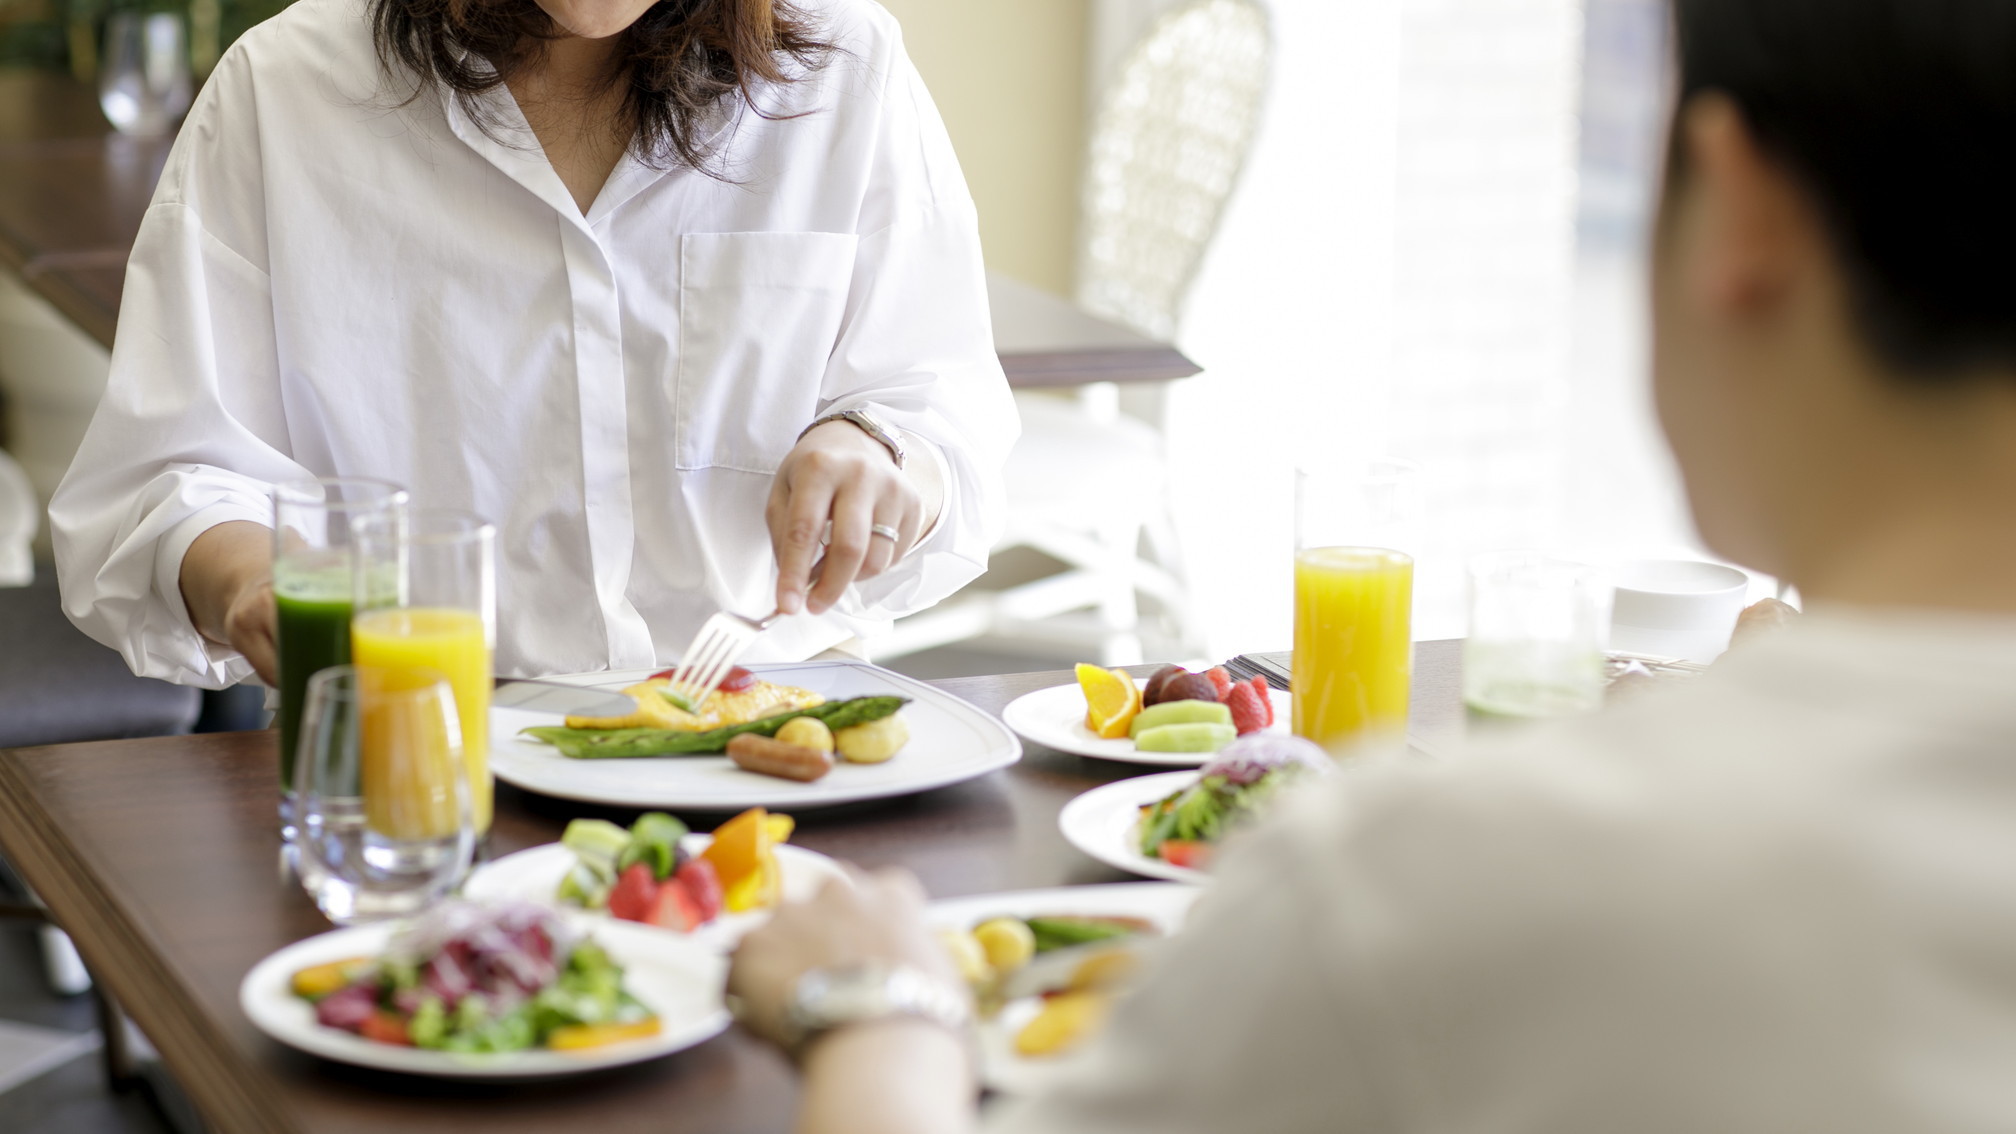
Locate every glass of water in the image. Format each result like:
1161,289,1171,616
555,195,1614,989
98,11,194,136
294,666,474,925
1464,553,1611,723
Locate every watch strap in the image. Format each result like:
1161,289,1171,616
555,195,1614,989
801,410,907,469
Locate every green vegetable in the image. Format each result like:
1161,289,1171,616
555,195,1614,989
556,861,611,909
1025,916,1145,953
617,812,687,880
522,696,910,759
409,996,448,1050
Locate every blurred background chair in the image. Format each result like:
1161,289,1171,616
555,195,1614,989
883,0,1271,667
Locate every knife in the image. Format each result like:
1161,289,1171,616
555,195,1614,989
491,678,640,719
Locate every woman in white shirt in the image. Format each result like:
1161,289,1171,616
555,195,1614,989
50,0,1015,683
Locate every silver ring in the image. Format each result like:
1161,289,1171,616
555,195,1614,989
870,523,901,543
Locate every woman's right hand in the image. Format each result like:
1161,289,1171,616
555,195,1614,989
179,520,279,684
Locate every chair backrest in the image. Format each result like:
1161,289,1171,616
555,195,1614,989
1077,0,1272,343
0,449,34,586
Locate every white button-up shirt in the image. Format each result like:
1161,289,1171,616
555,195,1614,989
50,0,1016,683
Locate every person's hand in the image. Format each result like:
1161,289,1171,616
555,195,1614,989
768,422,928,617
179,520,279,683
728,868,961,1051
1730,596,1799,651
218,576,279,685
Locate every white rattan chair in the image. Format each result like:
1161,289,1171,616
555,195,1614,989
882,0,1271,664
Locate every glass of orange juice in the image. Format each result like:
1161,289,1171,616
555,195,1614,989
293,665,473,925
1292,460,1421,757
350,509,496,834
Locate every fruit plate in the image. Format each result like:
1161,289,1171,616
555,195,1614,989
239,917,729,1079
999,680,1293,766
490,661,1021,811
1057,771,1209,883
925,882,1201,1095
463,836,847,951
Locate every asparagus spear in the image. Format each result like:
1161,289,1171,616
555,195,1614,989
521,696,909,759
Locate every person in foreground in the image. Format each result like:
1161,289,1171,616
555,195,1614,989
50,0,1013,684
730,0,2016,1129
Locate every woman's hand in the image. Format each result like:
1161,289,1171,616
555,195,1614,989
179,520,279,684
768,422,942,617
728,868,960,1049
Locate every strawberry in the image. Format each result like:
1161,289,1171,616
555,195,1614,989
1250,676,1275,727
675,859,724,925
644,878,706,932
1224,683,1268,736
1204,666,1234,697
608,861,659,923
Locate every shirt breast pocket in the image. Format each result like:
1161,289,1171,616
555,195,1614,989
674,230,860,473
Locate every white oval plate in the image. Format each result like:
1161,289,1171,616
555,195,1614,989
926,882,1201,1094
1057,771,1208,883
240,917,728,1079
491,661,1021,811
999,680,1292,766
464,836,847,951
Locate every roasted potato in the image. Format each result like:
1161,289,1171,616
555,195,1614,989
775,716,835,754
835,712,909,764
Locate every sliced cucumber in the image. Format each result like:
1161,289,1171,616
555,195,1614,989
1134,722,1238,753
1129,700,1233,739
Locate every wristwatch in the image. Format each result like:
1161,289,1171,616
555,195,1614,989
800,409,907,470
780,963,971,1058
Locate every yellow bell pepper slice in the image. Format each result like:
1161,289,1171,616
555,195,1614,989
546,1018,662,1050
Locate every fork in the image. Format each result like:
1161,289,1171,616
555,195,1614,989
662,608,785,713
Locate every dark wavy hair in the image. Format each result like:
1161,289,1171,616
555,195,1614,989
371,0,834,175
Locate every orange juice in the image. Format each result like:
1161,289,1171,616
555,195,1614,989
356,672,463,841
1292,547,1414,755
352,608,492,832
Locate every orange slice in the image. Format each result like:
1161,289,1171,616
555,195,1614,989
1076,663,1141,740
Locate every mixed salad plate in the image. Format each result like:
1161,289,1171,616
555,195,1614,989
1058,736,1330,882
240,901,728,1078
926,882,1200,1095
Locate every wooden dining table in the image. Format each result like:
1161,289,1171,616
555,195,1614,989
0,643,1465,1134
0,68,1200,390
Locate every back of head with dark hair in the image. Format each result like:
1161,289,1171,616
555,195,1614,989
1671,0,2016,379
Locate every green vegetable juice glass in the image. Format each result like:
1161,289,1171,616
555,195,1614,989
273,478,408,839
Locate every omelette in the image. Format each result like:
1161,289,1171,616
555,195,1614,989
565,677,825,732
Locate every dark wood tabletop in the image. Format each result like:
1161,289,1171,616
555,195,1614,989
0,642,1463,1134
0,67,1199,388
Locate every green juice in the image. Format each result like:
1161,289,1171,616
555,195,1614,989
275,586,355,789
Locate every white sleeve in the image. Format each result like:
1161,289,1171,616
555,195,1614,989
816,39,1018,625
50,197,305,688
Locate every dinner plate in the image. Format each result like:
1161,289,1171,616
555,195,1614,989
490,661,1021,811
926,882,1202,1095
239,917,729,1079
464,835,847,950
1000,679,1293,766
1056,771,1209,883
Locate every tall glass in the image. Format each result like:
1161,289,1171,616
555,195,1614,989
98,12,193,136
294,666,474,925
1463,553,1610,722
350,510,497,834
1292,460,1420,757
273,478,408,837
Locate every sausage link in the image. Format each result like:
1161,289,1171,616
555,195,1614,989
727,734,834,783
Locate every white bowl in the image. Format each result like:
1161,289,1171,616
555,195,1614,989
1609,559,1748,664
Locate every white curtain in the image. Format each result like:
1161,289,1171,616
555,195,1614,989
1089,0,1592,654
